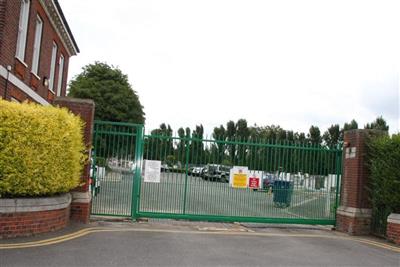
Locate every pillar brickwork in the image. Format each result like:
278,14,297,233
336,129,385,235
53,97,95,223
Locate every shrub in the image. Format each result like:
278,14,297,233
0,100,86,197
368,134,400,214
95,157,107,167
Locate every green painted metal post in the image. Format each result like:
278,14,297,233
182,140,190,215
334,148,342,223
132,125,144,220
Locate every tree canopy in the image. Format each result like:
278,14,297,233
68,62,145,124
365,116,389,131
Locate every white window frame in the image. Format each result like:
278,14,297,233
15,0,30,62
49,42,58,91
31,15,43,75
56,54,64,96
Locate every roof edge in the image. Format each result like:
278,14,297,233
53,0,80,53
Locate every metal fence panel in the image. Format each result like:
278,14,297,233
91,121,143,217
91,121,342,225
137,134,342,225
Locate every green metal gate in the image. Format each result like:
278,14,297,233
90,121,143,217
91,121,343,225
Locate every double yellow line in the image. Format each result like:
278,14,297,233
1,227,399,253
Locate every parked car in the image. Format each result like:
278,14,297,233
203,164,231,182
191,167,204,176
188,167,195,175
161,164,170,172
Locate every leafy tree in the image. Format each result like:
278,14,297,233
308,125,322,145
343,119,358,131
236,119,249,165
146,123,173,161
226,120,236,164
339,119,359,142
287,131,294,143
68,62,145,123
191,125,205,164
295,132,306,143
212,125,226,163
323,124,340,148
176,127,186,159
365,116,389,131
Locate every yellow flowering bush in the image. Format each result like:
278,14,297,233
0,100,86,197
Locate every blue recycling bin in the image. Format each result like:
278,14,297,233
273,180,293,208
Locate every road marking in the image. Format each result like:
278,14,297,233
1,227,399,253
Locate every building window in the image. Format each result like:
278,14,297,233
49,42,58,91
56,54,64,96
31,15,43,75
15,0,30,61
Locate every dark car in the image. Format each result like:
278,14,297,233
203,164,231,182
161,164,170,172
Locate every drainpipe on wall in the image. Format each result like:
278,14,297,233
3,65,12,99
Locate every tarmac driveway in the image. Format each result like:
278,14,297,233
0,220,399,267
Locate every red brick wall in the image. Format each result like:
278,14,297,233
53,98,95,224
337,129,387,235
336,214,372,235
0,78,34,102
341,130,371,209
0,0,7,58
387,222,400,245
70,202,91,223
53,98,95,193
0,0,71,103
0,207,70,239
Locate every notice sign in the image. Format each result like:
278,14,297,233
248,176,260,189
233,173,247,188
230,166,249,188
143,160,161,183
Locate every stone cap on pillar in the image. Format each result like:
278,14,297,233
54,97,95,106
388,213,400,224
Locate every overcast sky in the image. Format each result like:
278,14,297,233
60,0,399,136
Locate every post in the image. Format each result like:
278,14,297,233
325,175,331,217
182,140,190,215
336,129,385,235
53,97,95,223
132,125,144,220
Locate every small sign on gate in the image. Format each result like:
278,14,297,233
143,160,161,183
248,176,260,189
230,166,249,188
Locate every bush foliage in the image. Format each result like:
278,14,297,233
369,134,400,214
0,100,86,197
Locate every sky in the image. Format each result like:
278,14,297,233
60,0,399,136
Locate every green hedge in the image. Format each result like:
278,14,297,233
0,100,86,197
369,134,400,214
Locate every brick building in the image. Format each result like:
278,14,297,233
0,0,79,104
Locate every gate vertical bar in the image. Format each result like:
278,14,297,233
334,148,342,223
132,125,144,220
182,138,190,215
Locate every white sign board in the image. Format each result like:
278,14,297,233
143,160,161,183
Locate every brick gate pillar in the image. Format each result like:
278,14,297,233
336,129,385,235
54,97,95,223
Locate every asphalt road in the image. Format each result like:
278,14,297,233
0,221,399,267
92,171,336,222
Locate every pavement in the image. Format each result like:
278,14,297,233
0,219,399,267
